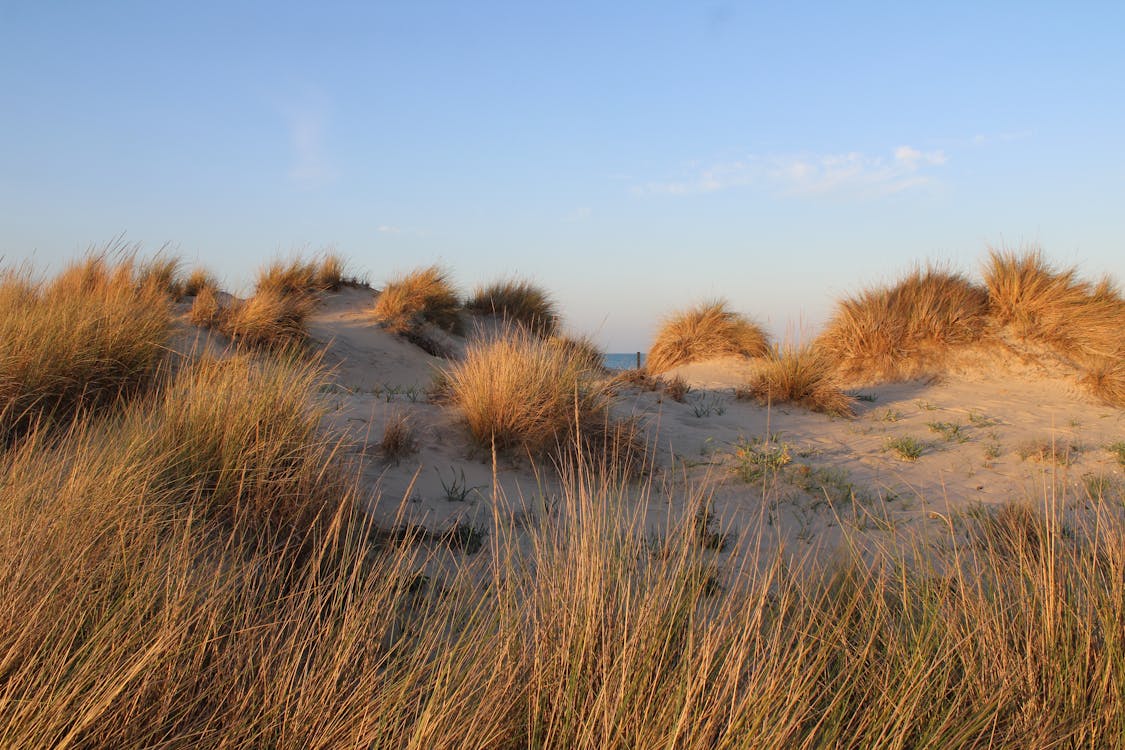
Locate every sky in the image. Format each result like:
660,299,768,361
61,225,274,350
2,1,1123,350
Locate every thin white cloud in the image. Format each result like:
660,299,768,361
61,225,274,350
636,146,949,199
282,97,338,189
377,225,402,234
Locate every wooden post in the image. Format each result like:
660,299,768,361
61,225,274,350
636,351,641,369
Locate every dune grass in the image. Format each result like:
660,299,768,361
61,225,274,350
739,343,855,416
2,393,1122,746
816,266,991,382
373,265,463,337
0,255,172,441
182,266,221,297
219,286,315,349
442,327,639,469
465,278,560,337
985,247,1125,405
647,300,769,375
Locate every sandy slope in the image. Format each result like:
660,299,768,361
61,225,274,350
180,289,1125,570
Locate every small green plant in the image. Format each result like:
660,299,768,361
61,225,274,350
1017,438,1080,465
436,467,486,502
730,436,792,481
968,410,1000,427
983,441,1002,461
692,505,730,551
692,394,725,418
1107,441,1125,467
887,436,924,461
855,392,878,403
877,408,903,423
1082,472,1121,499
927,421,968,443
789,464,869,506
915,400,938,411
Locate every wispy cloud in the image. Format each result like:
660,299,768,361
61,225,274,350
281,95,338,190
636,145,949,199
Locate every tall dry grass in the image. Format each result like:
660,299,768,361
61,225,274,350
647,300,769,374
817,266,991,381
372,264,463,336
740,343,855,416
2,403,1122,746
465,278,560,337
0,256,172,441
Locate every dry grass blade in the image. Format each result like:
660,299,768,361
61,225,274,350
647,300,769,374
182,267,220,297
465,278,560,337
378,410,418,464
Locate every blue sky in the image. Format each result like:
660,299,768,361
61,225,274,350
2,2,1122,350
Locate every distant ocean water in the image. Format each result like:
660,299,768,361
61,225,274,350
603,352,646,371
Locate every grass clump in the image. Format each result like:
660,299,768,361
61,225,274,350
984,247,1125,406
379,410,418,464
0,255,172,441
739,343,855,416
887,435,924,461
466,278,560,337
182,266,221,297
1107,441,1125,467
817,265,990,381
373,265,463,337
443,328,636,467
220,287,314,349
646,299,768,374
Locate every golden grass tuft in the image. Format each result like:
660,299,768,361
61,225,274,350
0,256,172,440
182,266,220,297
816,266,990,381
444,328,610,457
372,264,463,336
984,247,1125,405
141,352,347,530
220,287,314,349
739,344,855,416
378,410,418,464
646,300,769,374
465,278,560,337
255,257,321,297
137,254,184,297
188,284,224,328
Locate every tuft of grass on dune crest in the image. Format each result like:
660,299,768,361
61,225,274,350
182,266,221,298
465,278,560,337
739,343,855,416
647,299,769,375
219,287,315,350
816,266,990,382
985,247,1125,406
444,328,640,469
372,264,463,337
0,255,172,441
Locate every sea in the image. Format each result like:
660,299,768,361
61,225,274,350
603,352,646,371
